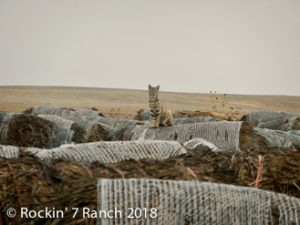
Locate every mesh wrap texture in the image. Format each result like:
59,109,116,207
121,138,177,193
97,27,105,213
254,128,300,149
0,141,186,164
97,179,300,225
124,121,242,151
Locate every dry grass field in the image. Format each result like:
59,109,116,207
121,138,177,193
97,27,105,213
0,86,300,118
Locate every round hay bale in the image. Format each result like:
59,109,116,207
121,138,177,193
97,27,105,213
21,140,187,164
70,123,86,143
239,122,269,153
172,110,192,118
288,130,300,136
87,123,111,142
282,116,300,131
184,138,219,152
240,110,300,131
97,179,300,225
38,114,85,143
0,147,299,224
124,121,243,151
0,113,74,148
254,127,300,150
124,121,272,152
25,105,104,129
174,116,220,125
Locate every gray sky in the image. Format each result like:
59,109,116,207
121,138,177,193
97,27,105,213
0,0,300,96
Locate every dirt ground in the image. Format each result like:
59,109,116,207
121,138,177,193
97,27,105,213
0,86,300,118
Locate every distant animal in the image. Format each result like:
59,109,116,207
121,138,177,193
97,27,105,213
148,85,173,128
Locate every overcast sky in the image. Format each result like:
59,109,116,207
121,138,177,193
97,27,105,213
0,0,300,95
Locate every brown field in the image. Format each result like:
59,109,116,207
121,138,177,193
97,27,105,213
0,86,300,118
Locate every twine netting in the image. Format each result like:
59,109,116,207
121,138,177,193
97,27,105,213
0,145,40,159
124,121,242,151
254,128,300,149
0,112,12,142
31,105,143,129
174,116,220,125
38,114,74,130
0,112,74,148
0,140,187,164
97,179,300,225
183,138,219,152
242,111,299,131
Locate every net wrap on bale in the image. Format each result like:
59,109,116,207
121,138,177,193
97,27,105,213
0,112,12,142
97,179,300,225
254,128,300,149
183,138,219,152
124,121,242,151
0,140,187,164
0,112,74,148
38,114,74,130
241,111,300,131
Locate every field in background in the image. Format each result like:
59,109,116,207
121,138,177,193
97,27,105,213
1,86,300,118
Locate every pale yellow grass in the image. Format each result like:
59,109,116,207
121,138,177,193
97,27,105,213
0,86,300,118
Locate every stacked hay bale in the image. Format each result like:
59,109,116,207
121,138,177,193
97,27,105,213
183,138,219,152
240,110,300,131
254,127,300,149
38,114,85,143
0,112,74,148
0,140,187,164
124,121,269,152
1,148,299,224
25,105,145,141
134,109,220,124
98,179,300,225
123,121,300,152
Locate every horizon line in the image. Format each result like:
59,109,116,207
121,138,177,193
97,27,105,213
0,85,299,98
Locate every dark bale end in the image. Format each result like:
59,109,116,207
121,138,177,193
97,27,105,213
4,114,53,148
87,123,111,142
70,123,86,143
239,122,269,153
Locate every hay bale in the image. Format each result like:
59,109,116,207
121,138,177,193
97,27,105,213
283,116,300,131
0,145,41,159
124,121,242,151
1,148,299,224
0,141,187,164
86,118,145,142
240,110,300,131
87,122,112,142
288,130,300,136
134,109,221,122
0,112,74,148
0,145,20,158
183,138,219,152
39,141,187,164
0,112,12,142
98,178,300,225
239,122,269,153
26,105,143,142
26,105,103,129
38,114,85,143
174,116,220,125
124,121,271,152
254,128,300,149
172,110,193,118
